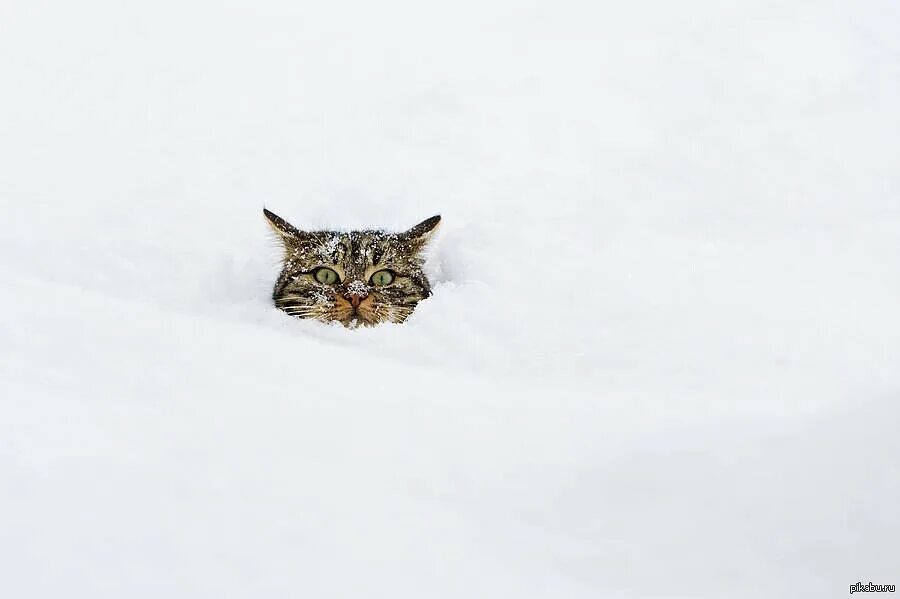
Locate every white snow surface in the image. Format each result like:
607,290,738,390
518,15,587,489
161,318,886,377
2,1,899,597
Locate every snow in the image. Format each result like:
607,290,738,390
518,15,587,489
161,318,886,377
1,0,899,597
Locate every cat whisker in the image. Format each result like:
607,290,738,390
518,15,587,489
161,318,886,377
282,307,323,317
278,302,312,309
281,308,316,316
276,297,313,306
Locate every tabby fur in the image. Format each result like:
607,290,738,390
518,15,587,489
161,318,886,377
264,208,440,327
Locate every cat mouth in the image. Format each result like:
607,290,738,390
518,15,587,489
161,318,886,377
335,293,377,325
340,314,374,328
334,306,371,327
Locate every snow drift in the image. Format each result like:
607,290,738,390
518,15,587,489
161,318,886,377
1,0,898,597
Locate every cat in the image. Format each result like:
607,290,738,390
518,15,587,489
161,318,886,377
264,208,440,327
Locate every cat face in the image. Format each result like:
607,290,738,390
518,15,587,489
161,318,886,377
264,209,440,327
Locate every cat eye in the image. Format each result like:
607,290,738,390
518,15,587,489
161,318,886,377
370,269,394,287
314,267,340,285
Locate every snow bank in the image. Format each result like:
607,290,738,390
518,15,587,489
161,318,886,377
1,1,898,597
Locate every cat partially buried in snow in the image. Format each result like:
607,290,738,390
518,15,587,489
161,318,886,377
264,208,440,327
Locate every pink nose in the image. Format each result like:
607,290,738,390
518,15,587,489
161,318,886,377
345,294,365,308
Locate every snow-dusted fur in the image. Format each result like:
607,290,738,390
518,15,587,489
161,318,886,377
265,209,439,327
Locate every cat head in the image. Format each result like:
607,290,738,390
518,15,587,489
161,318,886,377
264,208,440,327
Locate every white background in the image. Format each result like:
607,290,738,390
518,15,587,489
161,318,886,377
1,1,898,597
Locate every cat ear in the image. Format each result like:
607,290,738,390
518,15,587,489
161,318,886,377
263,208,303,242
402,215,441,249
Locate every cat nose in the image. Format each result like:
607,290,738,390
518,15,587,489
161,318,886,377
344,293,367,308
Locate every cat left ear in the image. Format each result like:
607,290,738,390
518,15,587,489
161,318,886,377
402,215,441,249
263,208,302,241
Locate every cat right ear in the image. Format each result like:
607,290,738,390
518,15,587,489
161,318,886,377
401,215,441,250
263,208,302,241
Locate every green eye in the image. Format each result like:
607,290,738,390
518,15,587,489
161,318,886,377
314,267,339,285
370,269,394,286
